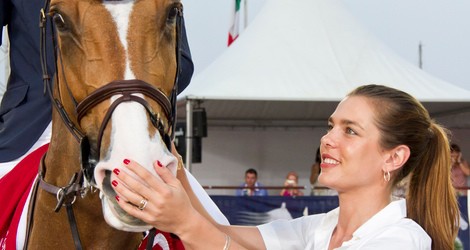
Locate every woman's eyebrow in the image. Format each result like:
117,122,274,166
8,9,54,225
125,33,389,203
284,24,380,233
329,117,364,131
342,119,364,131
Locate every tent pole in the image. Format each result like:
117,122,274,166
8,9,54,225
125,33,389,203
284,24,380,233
418,41,423,69
185,99,193,173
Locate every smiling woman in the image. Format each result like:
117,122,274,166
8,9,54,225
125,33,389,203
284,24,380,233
111,84,459,250
320,85,459,249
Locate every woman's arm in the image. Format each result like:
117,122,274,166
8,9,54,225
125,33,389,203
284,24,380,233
173,146,266,249
459,160,470,176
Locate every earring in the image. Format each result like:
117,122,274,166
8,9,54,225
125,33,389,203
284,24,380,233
383,170,391,182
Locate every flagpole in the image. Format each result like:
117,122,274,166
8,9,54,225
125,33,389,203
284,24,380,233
244,0,248,29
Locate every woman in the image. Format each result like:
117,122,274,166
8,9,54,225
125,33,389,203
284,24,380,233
280,171,304,196
450,143,470,195
112,85,459,249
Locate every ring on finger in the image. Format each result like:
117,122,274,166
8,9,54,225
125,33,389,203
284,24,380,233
138,198,148,211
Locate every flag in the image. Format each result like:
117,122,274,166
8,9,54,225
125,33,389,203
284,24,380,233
228,0,241,46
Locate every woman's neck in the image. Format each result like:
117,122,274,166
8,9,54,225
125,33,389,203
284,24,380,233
328,191,392,249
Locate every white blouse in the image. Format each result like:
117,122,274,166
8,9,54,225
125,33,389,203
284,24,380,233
257,199,431,250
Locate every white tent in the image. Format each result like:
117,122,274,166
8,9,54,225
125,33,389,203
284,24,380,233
179,0,470,126
176,0,470,193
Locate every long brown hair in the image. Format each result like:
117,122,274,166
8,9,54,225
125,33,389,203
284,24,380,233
349,84,459,250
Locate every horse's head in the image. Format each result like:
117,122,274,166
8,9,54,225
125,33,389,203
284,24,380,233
47,0,182,232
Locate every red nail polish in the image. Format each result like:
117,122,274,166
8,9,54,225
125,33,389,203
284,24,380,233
113,168,120,175
123,159,130,165
157,161,163,167
112,180,118,187
115,196,120,202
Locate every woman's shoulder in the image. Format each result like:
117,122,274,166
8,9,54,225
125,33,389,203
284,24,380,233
392,217,429,237
359,217,431,248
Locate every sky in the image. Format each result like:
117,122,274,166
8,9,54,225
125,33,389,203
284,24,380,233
182,0,470,91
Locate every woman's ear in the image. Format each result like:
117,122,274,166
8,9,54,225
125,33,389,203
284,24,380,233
384,145,410,172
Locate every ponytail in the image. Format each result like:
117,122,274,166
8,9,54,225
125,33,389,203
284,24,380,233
406,123,459,250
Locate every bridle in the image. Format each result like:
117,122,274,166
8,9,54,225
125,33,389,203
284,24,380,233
30,0,184,249
39,0,182,184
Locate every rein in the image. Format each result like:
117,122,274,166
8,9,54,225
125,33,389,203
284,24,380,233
32,0,184,249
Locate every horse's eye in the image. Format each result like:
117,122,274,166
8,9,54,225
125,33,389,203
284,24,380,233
52,13,68,32
167,5,181,23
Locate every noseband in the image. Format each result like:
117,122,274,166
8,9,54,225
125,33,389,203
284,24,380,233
76,79,173,166
76,79,175,182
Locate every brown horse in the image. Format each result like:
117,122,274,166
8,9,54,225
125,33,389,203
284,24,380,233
26,0,182,248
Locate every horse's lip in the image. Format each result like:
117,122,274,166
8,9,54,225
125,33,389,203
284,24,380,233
101,171,148,226
100,196,152,232
105,197,147,226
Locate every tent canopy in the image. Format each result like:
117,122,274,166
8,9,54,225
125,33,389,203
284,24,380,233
178,0,470,129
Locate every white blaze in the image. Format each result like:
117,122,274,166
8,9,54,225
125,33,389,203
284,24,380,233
104,0,134,79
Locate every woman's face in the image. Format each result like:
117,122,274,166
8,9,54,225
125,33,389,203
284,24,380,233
450,150,460,163
319,96,387,193
286,174,297,185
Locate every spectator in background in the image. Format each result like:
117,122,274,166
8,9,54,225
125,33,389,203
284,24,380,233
309,147,321,195
450,143,470,195
310,147,337,196
236,168,268,196
280,171,304,197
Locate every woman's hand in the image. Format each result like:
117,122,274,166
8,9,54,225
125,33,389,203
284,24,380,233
111,159,253,249
111,159,199,235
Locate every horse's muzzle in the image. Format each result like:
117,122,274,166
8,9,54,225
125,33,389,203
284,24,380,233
98,152,178,231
